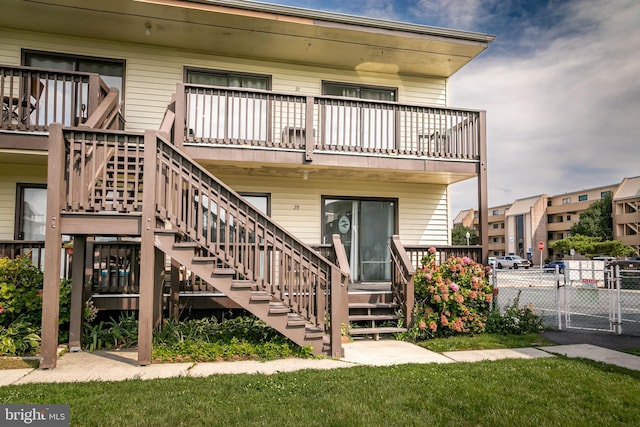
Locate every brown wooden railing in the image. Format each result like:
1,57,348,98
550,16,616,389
174,83,482,161
151,133,347,333
64,132,145,213
388,235,416,328
404,245,484,270
0,240,72,278
59,128,347,351
0,65,124,132
90,241,140,294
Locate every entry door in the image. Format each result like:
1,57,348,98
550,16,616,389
323,198,395,282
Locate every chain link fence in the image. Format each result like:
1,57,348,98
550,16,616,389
491,262,640,337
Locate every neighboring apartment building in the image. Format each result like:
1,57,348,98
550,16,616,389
454,179,640,264
0,0,493,367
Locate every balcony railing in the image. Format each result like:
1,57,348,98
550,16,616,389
404,245,484,271
0,65,124,132
174,83,483,161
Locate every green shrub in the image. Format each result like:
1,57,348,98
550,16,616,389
403,248,494,341
0,255,44,326
0,255,73,354
486,291,544,335
82,312,139,351
152,316,312,362
0,315,41,356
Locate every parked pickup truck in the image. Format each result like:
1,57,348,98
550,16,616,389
495,255,530,269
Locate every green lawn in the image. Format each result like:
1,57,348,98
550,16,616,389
1,357,639,426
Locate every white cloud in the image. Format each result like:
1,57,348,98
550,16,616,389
448,0,640,220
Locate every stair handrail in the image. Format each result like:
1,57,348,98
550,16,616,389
388,235,416,328
150,132,347,355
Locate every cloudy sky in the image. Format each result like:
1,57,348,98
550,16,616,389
260,0,640,220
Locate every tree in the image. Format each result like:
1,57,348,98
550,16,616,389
451,225,478,245
570,191,612,240
550,234,635,258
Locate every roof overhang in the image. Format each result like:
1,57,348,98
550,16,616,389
1,0,494,77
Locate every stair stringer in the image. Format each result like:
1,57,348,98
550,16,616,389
154,231,326,354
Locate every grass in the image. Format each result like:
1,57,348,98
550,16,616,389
0,358,638,426
0,358,39,370
417,333,554,353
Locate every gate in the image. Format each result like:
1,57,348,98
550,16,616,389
561,265,621,333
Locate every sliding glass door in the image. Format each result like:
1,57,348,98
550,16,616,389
323,197,396,282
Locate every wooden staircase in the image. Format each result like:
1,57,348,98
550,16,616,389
154,230,327,354
347,291,407,340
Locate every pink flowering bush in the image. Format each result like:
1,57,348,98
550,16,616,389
408,248,494,340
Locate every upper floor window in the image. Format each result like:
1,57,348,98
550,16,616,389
578,194,588,202
22,51,125,126
492,209,499,215
562,197,571,204
322,81,398,150
492,223,499,229
183,68,271,140
185,68,270,90
24,51,125,98
601,191,612,199
323,82,396,101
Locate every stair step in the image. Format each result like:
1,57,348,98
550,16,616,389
231,280,255,290
213,268,235,276
172,242,199,249
193,257,217,264
305,327,324,340
269,303,290,314
348,314,400,321
250,291,272,302
287,314,307,327
348,303,399,309
348,327,407,335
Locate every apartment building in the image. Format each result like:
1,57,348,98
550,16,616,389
1,0,493,367
455,178,640,264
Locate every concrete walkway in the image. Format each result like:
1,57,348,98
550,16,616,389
2,340,639,387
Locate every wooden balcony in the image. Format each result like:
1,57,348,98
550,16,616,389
0,65,124,142
172,83,485,180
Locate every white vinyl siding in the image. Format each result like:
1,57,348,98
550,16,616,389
212,173,448,246
0,28,447,133
0,162,47,239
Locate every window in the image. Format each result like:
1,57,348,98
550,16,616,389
323,197,396,282
578,195,588,202
24,51,125,125
322,81,397,151
562,197,571,204
601,191,611,199
492,223,499,229
185,68,271,140
492,209,499,215
239,193,270,216
186,69,270,90
15,183,47,240
567,215,571,221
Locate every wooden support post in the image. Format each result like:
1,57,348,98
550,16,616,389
68,235,86,351
477,111,489,263
173,83,185,149
330,267,344,358
304,96,314,162
170,259,180,320
137,130,158,366
40,123,65,369
153,247,165,328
